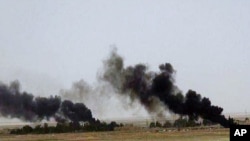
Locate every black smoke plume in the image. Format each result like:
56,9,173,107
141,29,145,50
101,49,232,127
0,81,94,123
0,49,234,127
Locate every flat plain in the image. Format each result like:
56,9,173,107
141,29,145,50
0,128,229,141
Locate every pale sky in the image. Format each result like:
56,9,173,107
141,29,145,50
0,0,250,115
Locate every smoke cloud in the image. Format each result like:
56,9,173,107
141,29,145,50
0,49,233,127
99,49,231,127
0,81,94,123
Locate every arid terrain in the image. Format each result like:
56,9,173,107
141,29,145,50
0,128,229,141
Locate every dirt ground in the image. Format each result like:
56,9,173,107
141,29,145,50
0,128,229,141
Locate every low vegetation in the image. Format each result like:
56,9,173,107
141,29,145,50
9,116,237,135
10,120,123,134
149,117,237,128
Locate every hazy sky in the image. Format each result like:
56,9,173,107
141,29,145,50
0,0,250,115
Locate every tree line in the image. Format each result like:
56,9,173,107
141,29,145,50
149,117,237,128
10,120,123,134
